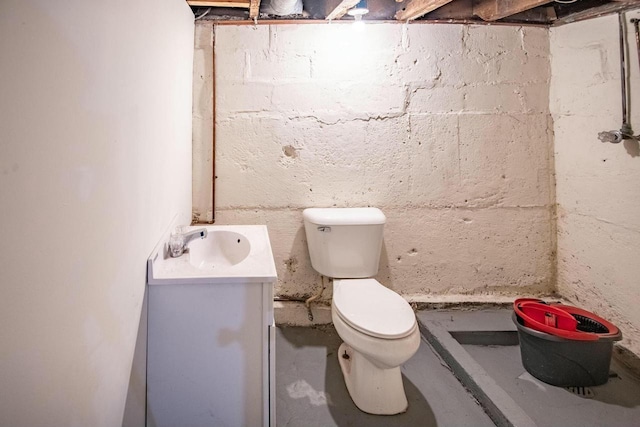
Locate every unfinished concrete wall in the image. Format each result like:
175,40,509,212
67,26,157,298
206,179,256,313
195,22,554,302
0,1,193,426
193,21,215,223
551,11,640,356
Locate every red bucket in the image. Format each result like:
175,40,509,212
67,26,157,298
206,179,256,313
513,298,622,386
513,298,620,341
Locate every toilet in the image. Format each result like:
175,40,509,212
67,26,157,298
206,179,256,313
303,207,420,415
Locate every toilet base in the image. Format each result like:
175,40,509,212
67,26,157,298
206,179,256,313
337,342,409,415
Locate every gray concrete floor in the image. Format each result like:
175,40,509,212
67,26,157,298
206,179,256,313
418,309,640,427
465,344,640,427
276,325,494,427
277,310,640,427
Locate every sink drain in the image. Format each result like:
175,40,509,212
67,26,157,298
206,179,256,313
565,386,594,398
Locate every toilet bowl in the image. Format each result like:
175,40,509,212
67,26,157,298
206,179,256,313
302,207,420,415
331,278,420,415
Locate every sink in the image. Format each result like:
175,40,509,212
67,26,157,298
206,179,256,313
147,224,277,285
188,230,251,269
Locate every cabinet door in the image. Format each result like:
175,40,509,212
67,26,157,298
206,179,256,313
147,283,265,427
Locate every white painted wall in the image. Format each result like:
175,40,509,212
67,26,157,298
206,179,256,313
195,23,555,302
551,11,640,356
0,1,194,426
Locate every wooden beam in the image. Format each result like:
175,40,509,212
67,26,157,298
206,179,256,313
395,0,455,21
428,0,552,23
325,0,362,20
249,0,260,18
188,0,250,8
426,0,473,19
472,0,552,22
505,6,556,23
212,18,547,26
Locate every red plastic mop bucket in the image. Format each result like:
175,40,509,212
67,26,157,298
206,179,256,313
513,299,622,386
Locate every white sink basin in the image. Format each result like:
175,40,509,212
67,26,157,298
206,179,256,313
147,225,277,285
188,230,251,269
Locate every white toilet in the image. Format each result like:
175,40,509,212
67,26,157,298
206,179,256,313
303,207,420,415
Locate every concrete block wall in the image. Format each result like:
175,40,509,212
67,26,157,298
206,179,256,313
195,22,555,302
193,23,215,223
551,11,640,356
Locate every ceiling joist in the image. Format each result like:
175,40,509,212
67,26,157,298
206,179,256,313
472,0,553,22
395,0,455,21
249,0,261,18
325,0,362,20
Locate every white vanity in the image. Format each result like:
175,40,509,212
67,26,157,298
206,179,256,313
146,225,277,427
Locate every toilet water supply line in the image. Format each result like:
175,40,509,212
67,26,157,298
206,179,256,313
598,13,640,143
305,276,327,321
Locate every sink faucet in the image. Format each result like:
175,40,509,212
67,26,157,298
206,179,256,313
168,227,208,258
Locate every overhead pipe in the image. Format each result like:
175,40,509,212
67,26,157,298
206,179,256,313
261,0,303,16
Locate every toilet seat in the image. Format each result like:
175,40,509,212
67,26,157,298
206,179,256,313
333,279,417,339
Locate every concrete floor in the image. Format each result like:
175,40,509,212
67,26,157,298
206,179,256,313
466,345,640,427
277,310,640,427
417,309,640,427
276,325,494,427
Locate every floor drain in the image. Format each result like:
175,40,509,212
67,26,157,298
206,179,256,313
565,386,594,398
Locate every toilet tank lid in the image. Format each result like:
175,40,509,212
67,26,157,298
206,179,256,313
303,208,386,226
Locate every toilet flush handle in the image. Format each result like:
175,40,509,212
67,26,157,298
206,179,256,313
317,226,331,233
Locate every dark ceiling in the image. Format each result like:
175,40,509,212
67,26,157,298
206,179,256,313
190,0,640,26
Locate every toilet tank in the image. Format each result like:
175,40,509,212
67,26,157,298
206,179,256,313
303,208,386,278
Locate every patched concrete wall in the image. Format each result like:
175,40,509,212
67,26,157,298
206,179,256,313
195,23,554,302
551,11,640,355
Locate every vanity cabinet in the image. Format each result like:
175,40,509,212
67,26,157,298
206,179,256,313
146,225,277,427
